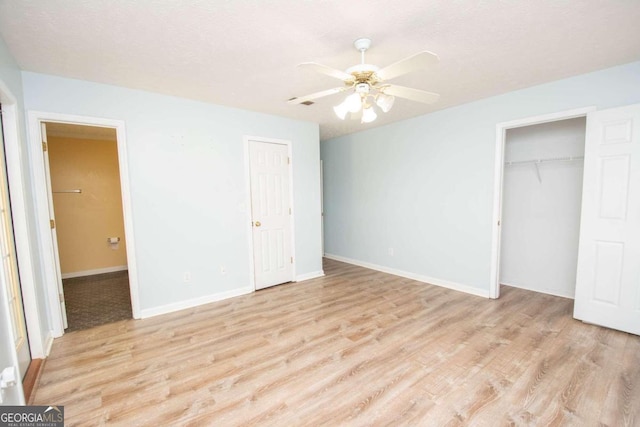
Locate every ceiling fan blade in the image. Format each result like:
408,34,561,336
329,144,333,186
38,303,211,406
287,87,349,104
298,62,354,82
376,51,439,81
381,84,440,104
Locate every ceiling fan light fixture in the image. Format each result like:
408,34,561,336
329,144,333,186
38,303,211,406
375,92,395,113
290,37,440,125
361,105,377,123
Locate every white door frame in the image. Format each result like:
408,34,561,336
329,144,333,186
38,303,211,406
489,106,596,299
27,111,141,337
0,80,46,360
243,135,296,290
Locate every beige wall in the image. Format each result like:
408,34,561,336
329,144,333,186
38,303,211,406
48,135,127,275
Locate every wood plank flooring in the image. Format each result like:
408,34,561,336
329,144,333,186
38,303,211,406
32,259,640,426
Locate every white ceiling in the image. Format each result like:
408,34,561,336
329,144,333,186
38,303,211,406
1,1,639,140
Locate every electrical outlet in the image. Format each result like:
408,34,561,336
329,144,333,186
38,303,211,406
183,271,191,283
388,247,394,256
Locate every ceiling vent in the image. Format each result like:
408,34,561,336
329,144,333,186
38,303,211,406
289,97,314,106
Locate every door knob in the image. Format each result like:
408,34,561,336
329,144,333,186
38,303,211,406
255,221,261,227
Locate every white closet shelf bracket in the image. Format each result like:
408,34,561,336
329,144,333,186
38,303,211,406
534,162,542,183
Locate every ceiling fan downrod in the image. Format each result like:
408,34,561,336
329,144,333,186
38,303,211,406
354,38,371,65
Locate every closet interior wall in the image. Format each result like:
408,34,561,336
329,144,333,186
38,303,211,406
500,117,586,298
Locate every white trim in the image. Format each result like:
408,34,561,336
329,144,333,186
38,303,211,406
139,286,253,318
0,84,47,360
500,281,574,300
43,331,54,357
0,84,26,402
61,265,128,279
243,138,255,290
295,270,325,282
325,253,490,298
287,141,297,281
490,107,596,300
320,159,324,256
243,135,296,290
27,111,142,338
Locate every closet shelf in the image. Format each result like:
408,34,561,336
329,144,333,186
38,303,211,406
52,189,82,194
505,156,584,183
504,155,584,166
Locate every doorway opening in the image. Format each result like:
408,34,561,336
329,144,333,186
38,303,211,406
490,107,595,299
27,111,140,337
45,122,131,331
0,101,31,378
499,117,586,299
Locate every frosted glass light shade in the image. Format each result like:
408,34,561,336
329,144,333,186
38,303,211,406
361,106,377,123
333,101,349,120
375,93,395,113
344,92,362,113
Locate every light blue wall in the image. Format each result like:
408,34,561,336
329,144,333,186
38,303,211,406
322,61,640,293
22,72,322,312
0,36,51,362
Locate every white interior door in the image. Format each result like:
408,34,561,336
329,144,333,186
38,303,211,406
41,123,68,329
249,140,293,290
0,104,30,378
574,103,640,335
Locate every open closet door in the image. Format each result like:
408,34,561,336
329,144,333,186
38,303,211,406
574,103,640,335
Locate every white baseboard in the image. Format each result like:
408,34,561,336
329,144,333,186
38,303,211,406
295,270,325,282
324,253,490,298
139,286,254,319
61,265,128,279
500,281,574,299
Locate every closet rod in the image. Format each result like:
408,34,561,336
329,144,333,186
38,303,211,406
52,189,82,194
505,155,584,166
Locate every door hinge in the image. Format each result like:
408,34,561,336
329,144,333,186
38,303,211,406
42,141,48,152
287,157,290,164
289,208,291,215
50,219,55,229
290,256,293,264
59,293,64,303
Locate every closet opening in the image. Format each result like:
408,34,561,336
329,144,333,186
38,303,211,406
490,107,594,299
500,117,586,298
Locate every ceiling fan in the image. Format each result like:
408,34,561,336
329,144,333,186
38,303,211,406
288,38,440,123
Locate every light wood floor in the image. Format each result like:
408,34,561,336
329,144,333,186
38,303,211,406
32,259,640,426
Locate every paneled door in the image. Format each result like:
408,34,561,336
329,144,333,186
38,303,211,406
248,140,293,290
0,104,30,377
574,103,640,335
41,122,68,329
